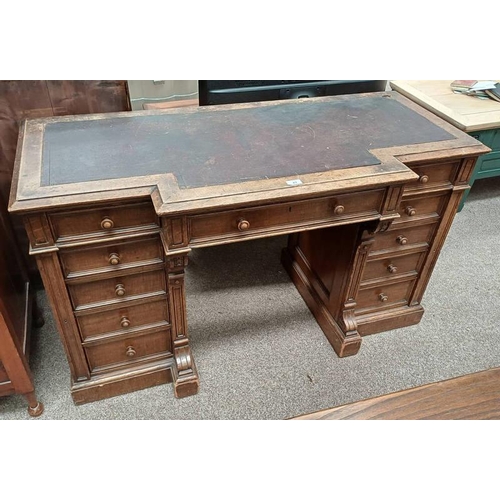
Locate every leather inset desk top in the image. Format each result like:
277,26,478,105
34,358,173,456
41,95,454,188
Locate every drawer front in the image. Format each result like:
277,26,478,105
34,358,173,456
406,161,459,190
363,251,426,282
477,151,500,175
77,300,169,339
357,279,416,313
69,270,166,309
371,222,437,254
398,193,448,222
61,237,163,277
189,189,385,244
84,329,172,372
50,203,158,241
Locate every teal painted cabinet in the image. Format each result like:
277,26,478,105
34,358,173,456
459,127,500,210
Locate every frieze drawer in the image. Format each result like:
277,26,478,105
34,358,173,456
50,202,159,242
405,161,459,191
188,189,385,245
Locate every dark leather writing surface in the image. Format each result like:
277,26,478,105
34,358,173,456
41,95,453,188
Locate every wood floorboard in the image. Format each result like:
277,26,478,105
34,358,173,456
292,367,500,420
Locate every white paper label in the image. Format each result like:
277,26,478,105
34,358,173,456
286,179,303,186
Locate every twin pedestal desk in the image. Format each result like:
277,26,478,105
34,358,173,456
9,92,489,404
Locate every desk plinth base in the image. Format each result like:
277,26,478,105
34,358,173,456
70,358,176,405
281,247,362,358
357,305,424,336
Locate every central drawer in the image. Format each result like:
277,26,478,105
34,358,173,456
60,237,163,278
84,328,172,373
77,299,169,340
188,189,385,245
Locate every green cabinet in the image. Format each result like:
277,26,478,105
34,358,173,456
459,127,500,210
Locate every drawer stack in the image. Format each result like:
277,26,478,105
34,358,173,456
356,160,461,333
49,202,172,378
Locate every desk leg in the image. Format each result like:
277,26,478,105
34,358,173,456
166,253,199,398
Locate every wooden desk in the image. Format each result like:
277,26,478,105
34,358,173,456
8,92,488,404
390,80,500,210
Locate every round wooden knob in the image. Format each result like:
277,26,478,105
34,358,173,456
334,205,345,215
405,206,416,216
237,219,250,231
101,217,114,230
379,293,388,302
115,284,125,297
419,175,429,184
108,253,120,265
120,316,130,328
125,346,136,358
387,264,398,274
396,235,408,245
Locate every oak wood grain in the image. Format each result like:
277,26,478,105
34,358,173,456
293,367,500,420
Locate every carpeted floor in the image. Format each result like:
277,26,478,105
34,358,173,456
1,177,499,420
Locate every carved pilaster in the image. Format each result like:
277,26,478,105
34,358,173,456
339,227,376,338
161,216,199,397
166,256,199,398
24,213,56,253
163,216,189,250
455,157,478,186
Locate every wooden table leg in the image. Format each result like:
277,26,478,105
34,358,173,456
24,390,44,417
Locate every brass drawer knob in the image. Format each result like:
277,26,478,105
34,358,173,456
379,293,388,302
405,206,416,216
387,264,398,274
334,204,345,215
125,346,136,358
419,175,429,184
101,217,114,230
237,219,250,231
115,284,126,297
108,253,120,265
396,235,408,245
121,316,131,328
